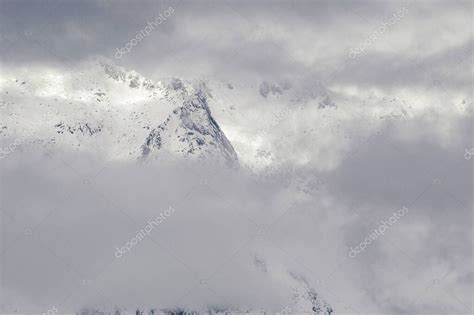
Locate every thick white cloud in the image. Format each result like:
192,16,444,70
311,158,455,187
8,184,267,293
0,0,472,314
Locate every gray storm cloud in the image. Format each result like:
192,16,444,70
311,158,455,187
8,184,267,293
0,0,471,91
0,0,472,314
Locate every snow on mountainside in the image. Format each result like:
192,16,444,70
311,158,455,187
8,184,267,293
1,56,432,173
0,57,237,165
142,89,238,168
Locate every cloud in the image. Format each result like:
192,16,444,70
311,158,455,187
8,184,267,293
1,97,472,313
0,0,472,313
0,0,471,92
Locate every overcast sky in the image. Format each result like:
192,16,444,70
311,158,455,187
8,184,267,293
0,1,473,314
0,0,472,93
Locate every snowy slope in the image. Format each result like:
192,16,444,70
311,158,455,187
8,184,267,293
0,57,237,165
142,89,238,168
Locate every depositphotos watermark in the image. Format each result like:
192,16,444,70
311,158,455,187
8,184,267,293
115,6,174,59
349,7,408,59
114,206,175,258
43,306,58,315
0,110,58,159
255,109,291,140
0,125,39,159
349,206,408,258
277,306,291,315
464,148,474,160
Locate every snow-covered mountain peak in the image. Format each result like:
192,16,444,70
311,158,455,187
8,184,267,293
0,58,239,165
142,89,239,168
